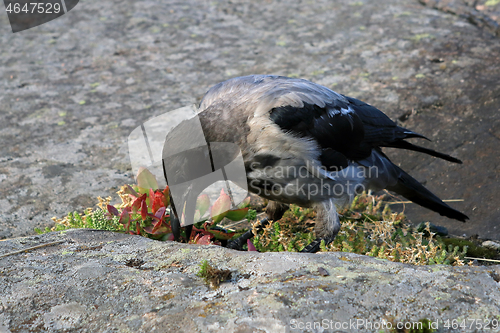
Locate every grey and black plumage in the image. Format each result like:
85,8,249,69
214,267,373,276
166,74,468,252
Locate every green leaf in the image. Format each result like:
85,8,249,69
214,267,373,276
207,228,236,240
194,210,201,222
238,196,251,209
136,167,158,191
148,188,155,212
123,184,139,197
225,207,249,221
162,187,170,207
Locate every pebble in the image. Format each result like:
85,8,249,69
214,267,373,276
482,240,500,251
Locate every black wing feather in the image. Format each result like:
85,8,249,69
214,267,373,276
270,95,462,166
342,96,426,143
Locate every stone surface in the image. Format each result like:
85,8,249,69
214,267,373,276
0,0,499,240
483,240,500,251
0,229,499,332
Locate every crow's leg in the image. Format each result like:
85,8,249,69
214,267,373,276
226,201,289,250
171,215,182,242
226,217,270,250
301,200,340,253
265,201,290,221
170,215,193,243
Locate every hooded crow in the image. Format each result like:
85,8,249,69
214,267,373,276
169,75,468,252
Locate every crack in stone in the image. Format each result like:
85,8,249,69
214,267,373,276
418,0,500,37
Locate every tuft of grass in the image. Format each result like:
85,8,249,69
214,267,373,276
196,260,231,289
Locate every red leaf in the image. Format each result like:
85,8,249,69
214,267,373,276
162,187,170,207
136,221,141,235
152,192,164,214
140,200,148,220
107,204,120,216
151,220,163,234
119,209,131,232
196,234,213,245
131,194,146,213
247,239,257,251
154,207,166,220
189,226,200,241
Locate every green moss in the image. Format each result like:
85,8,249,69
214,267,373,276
441,238,498,259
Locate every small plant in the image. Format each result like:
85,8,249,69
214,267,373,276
45,167,250,245
196,259,231,288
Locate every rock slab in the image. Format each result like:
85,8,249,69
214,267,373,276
0,229,499,332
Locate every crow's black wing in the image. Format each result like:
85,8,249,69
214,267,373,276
270,95,462,166
269,100,367,170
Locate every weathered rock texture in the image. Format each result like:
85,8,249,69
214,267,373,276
0,229,499,332
0,0,499,239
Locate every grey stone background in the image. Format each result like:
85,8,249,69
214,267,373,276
0,0,499,240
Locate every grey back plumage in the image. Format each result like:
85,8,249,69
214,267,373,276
196,75,375,206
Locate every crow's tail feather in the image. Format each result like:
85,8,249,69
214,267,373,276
384,140,462,164
386,165,468,222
